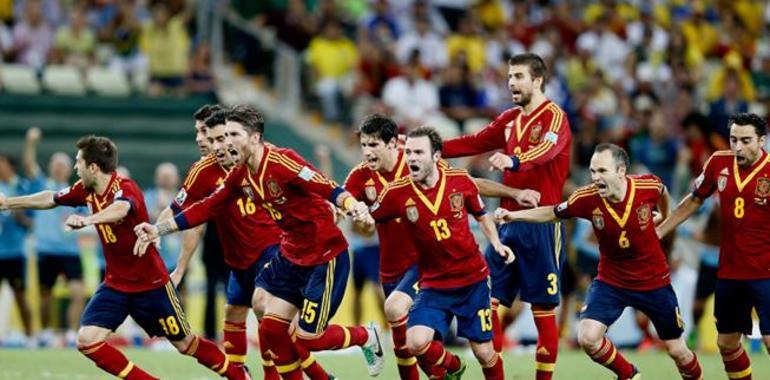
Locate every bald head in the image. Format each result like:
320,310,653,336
154,162,179,190
49,152,72,183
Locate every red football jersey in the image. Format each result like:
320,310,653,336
443,100,571,211
692,150,770,279
344,150,417,283
554,174,671,291
370,167,489,289
55,173,168,293
172,154,281,270
178,146,347,266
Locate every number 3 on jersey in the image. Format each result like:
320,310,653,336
430,218,451,241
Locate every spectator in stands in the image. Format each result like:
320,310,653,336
103,0,146,75
395,15,447,72
629,111,683,189
0,153,33,347
186,41,216,99
438,63,487,130
381,56,440,131
263,0,315,53
10,0,53,70
446,15,485,74
708,68,749,139
14,0,60,28
143,163,183,290
306,17,358,123
752,49,770,100
22,127,85,348
140,1,189,96
50,6,95,69
362,0,399,44
681,5,719,59
575,13,630,83
0,21,11,61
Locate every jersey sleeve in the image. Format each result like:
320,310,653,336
174,166,241,230
171,159,213,213
692,154,720,199
370,184,401,222
343,165,366,201
115,180,142,213
515,106,570,171
554,187,593,220
442,110,510,158
53,180,88,207
280,150,343,202
464,175,486,217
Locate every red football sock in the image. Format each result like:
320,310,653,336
223,321,247,367
183,335,247,379
415,340,461,373
533,308,559,380
79,341,158,380
587,337,635,379
259,315,303,380
297,324,368,351
491,302,504,353
678,352,703,379
480,353,505,380
389,315,419,380
257,332,280,380
721,346,752,380
293,337,329,379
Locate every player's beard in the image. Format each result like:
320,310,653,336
513,89,532,107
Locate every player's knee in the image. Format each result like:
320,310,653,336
716,334,742,353
384,293,410,322
251,289,268,317
577,327,602,351
406,331,431,356
224,304,249,322
76,327,105,348
664,340,691,362
470,342,497,363
171,334,195,354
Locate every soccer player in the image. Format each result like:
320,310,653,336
0,136,250,380
361,127,510,380
345,114,536,380
22,127,87,347
496,143,703,380
0,153,33,345
135,105,384,380
441,52,571,379
657,112,770,380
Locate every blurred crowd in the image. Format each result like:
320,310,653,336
0,0,214,96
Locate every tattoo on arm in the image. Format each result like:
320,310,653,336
157,220,175,236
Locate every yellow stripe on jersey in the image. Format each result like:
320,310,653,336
183,156,217,187
518,104,565,163
568,187,598,204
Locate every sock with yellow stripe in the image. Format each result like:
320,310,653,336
298,324,368,351
480,353,505,380
258,331,281,380
182,335,246,380
491,301,504,353
587,337,634,379
78,341,158,380
677,352,703,379
415,340,461,374
259,316,303,380
293,337,330,379
533,307,559,380
223,321,247,368
389,315,419,380
720,346,752,380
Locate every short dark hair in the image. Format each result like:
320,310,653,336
76,135,118,173
193,104,225,122
594,143,629,170
226,104,264,136
358,114,398,143
407,127,443,154
0,153,17,172
508,53,548,91
729,112,767,138
204,109,229,129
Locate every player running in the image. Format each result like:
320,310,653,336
441,52,571,379
658,112,770,380
362,127,511,380
496,143,703,380
0,136,250,380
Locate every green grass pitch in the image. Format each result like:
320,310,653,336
1,348,768,379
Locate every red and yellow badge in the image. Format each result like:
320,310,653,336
636,204,651,230
755,177,770,198
405,197,419,222
449,192,464,218
528,124,543,144
592,207,604,230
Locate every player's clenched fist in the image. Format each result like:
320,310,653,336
488,152,514,171
493,242,515,264
494,207,514,224
514,189,540,208
65,214,89,229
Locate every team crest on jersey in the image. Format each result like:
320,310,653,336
529,124,543,144
636,204,651,229
592,208,604,230
718,168,729,192
449,192,464,218
405,198,419,222
267,179,287,204
756,177,770,198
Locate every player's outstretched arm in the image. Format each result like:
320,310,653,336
156,206,174,222
473,177,540,207
170,225,205,287
656,194,703,239
79,200,131,227
494,206,557,224
0,190,57,210
477,212,514,264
